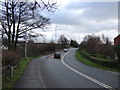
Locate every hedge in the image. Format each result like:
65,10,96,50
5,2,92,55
79,50,119,69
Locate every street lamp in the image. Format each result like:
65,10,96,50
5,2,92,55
55,26,57,44
78,33,79,43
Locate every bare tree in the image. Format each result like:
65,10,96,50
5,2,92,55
80,35,115,59
57,35,69,47
0,0,58,50
82,35,101,54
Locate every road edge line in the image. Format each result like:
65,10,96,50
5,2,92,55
61,51,116,90
38,61,46,88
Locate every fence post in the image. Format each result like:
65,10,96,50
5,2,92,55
10,66,13,78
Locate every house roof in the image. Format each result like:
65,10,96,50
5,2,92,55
114,34,120,40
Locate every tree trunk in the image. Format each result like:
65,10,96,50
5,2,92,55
5,2,11,50
14,3,21,50
8,35,11,50
14,33,19,50
12,2,16,50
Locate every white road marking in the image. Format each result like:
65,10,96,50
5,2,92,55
38,61,46,88
61,51,116,90
107,71,118,75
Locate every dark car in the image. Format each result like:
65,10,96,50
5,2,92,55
54,52,61,59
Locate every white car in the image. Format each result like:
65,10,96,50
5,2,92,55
63,48,68,52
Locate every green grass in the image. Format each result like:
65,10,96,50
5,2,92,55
75,50,118,72
2,56,41,89
80,50,114,61
90,54,114,61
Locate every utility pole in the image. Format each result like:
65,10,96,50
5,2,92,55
25,30,27,60
54,26,57,52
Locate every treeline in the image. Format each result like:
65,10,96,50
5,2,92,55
2,41,63,67
79,35,115,60
70,40,78,48
2,34,69,68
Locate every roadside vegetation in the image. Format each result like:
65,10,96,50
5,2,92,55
2,56,38,89
79,35,115,59
77,34,119,72
76,50,119,72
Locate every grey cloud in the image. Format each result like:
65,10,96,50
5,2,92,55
49,10,83,25
43,2,117,25
39,1,118,42
65,2,118,20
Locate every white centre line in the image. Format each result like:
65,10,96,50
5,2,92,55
61,51,116,90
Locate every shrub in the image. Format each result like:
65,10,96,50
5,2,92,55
2,50,22,77
2,50,21,67
27,43,63,56
79,50,119,69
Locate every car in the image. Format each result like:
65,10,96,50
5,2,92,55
54,52,61,59
63,48,68,52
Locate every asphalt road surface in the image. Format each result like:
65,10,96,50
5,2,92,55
14,48,119,89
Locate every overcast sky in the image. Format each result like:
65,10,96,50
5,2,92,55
35,0,119,43
1,0,116,43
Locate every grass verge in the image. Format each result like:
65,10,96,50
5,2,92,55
75,50,118,72
2,56,41,89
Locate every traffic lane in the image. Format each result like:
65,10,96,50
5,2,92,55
39,54,104,88
64,48,118,88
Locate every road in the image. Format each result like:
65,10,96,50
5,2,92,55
14,48,119,89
